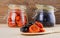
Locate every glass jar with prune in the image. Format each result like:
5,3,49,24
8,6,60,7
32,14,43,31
34,4,57,27
8,4,28,27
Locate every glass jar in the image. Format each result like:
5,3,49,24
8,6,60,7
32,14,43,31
8,4,28,27
34,4,57,27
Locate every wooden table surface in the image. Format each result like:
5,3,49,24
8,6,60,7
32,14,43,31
0,24,60,38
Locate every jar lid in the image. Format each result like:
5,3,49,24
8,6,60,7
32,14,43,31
35,4,57,12
8,4,26,10
35,4,43,10
43,5,54,10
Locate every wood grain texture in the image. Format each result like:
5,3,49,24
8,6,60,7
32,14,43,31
0,0,60,24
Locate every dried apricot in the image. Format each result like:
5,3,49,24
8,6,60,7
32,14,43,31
29,24,40,33
17,21,23,27
35,21,43,28
40,28,45,32
15,16,20,21
8,22,16,27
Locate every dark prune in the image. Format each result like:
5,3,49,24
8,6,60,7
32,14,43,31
20,26,29,32
23,21,34,27
43,22,54,27
25,24,32,27
20,21,35,32
43,12,50,22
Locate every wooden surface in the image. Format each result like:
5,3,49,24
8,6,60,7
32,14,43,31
0,0,60,24
0,24,60,38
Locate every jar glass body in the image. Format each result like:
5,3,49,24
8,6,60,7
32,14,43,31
8,4,28,27
35,5,56,27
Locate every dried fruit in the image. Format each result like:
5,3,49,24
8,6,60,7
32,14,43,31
35,21,43,28
8,22,16,27
15,16,20,21
20,26,29,32
29,24,40,33
40,28,45,32
17,21,23,27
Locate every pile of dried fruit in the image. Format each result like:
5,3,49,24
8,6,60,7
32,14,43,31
20,21,45,33
8,9,27,27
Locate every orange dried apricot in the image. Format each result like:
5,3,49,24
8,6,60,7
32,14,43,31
39,28,45,32
35,21,43,28
15,16,20,21
8,22,16,27
29,24,40,33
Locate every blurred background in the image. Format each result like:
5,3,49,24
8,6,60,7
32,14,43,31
0,0,60,24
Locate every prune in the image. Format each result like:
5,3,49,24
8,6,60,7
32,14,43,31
20,26,29,32
20,22,32,32
43,22,54,27
20,21,34,32
20,23,32,32
43,12,50,22
23,21,34,27
25,24,31,27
